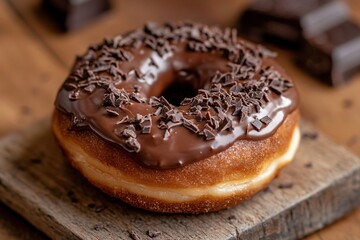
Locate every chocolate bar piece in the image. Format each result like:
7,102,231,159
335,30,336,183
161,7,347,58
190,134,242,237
299,21,360,86
41,0,111,31
239,0,349,48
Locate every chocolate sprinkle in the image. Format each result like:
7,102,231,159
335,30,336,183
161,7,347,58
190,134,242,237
139,115,152,134
260,116,272,125
125,137,141,152
121,127,136,138
251,119,263,131
68,90,80,100
220,117,233,131
203,128,216,140
84,84,96,93
116,116,129,125
105,108,119,116
163,129,170,140
64,82,77,91
180,97,193,106
183,118,200,133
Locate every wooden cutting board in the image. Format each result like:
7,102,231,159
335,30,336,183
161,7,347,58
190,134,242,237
0,119,359,240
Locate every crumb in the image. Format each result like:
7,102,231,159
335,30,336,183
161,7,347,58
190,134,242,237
146,230,162,238
87,203,96,208
94,204,106,213
302,132,318,140
129,230,141,240
278,182,293,189
30,158,42,164
305,162,313,168
87,203,106,213
92,224,106,231
67,190,78,203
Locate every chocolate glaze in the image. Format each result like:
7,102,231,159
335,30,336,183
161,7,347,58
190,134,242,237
55,22,299,169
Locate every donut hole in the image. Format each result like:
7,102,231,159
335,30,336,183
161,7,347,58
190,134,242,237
161,81,197,106
160,69,201,106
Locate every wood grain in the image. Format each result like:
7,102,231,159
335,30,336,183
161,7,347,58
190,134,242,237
0,120,359,240
0,1,64,238
0,204,48,240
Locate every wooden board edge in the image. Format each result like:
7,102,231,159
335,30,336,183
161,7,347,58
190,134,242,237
0,121,80,240
240,160,360,239
0,179,80,240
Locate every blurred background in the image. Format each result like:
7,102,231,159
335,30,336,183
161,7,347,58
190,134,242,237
0,0,359,239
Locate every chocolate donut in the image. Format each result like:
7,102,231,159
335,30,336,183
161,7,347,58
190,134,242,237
53,22,300,213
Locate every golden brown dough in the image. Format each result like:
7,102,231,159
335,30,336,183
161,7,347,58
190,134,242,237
52,109,299,213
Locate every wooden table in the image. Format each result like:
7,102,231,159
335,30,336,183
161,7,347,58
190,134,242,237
0,0,359,239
